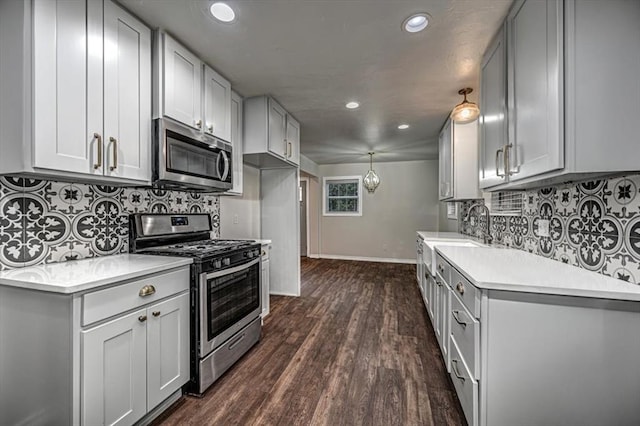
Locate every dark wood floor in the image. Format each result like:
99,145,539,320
154,258,466,426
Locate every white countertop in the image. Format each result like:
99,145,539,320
0,254,193,294
253,239,272,245
436,246,640,302
417,231,469,241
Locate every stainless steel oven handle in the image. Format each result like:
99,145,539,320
205,257,260,280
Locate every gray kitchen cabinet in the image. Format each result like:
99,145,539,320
436,251,640,426
0,0,151,184
261,242,271,319
480,0,640,190
0,258,191,426
225,91,244,195
438,119,480,201
478,24,508,189
244,96,300,168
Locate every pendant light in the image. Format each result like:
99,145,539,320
450,87,480,123
363,152,380,193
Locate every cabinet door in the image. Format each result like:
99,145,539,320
507,0,563,181
147,293,190,409
261,257,270,318
203,65,232,142
438,121,453,200
32,0,101,175
227,91,244,195
82,308,147,426
163,34,202,130
285,116,300,165
479,25,508,189
267,98,287,158
103,0,151,182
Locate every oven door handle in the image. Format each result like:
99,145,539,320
204,257,260,280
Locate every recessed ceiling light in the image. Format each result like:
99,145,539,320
398,124,410,130
210,2,236,23
345,101,360,109
403,13,430,33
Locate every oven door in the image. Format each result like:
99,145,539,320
199,257,261,357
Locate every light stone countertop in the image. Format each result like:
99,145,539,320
416,231,469,241
436,246,640,301
0,254,193,294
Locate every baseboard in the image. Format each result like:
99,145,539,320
317,254,415,264
307,254,321,259
269,291,300,297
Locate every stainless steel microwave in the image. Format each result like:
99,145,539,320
153,118,233,192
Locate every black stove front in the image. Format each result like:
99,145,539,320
129,213,262,395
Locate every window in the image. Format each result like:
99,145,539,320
323,176,362,216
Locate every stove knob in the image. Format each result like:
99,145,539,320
214,259,222,269
223,258,231,266
247,251,253,258
254,249,260,257
243,251,248,258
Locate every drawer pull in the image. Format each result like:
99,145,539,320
152,311,161,317
456,282,465,295
138,315,147,323
452,310,468,328
262,250,266,256
139,285,156,297
435,280,443,287
451,359,466,383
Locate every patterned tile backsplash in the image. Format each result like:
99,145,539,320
459,175,640,284
0,176,220,270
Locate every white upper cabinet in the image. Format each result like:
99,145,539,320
163,34,203,130
2,0,151,184
203,65,232,141
479,25,508,189
480,0,640,190
506,0,563,182
285,116,300,165
244,95,300,168
226,91,244,195
161,33,232,143
439,119,480,201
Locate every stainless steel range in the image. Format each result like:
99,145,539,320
129,213,262,395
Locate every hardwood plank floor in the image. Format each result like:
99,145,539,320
153,258,466,426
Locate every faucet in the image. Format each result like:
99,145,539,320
463,202,493,245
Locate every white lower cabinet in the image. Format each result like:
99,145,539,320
82,291,189,426
261,243,271,318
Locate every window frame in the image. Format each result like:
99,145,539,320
322,176,363,217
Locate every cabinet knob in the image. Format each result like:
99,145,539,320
139,285,156,297
262,250,266,256
207,124,213,133
152,311,161,317
138,315,147,323
195,119,202,129
456,282,465,295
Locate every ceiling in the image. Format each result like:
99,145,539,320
120,0,512,164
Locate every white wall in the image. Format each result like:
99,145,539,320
219,164,261,239
317,160,441,262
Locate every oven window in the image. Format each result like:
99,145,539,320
206,263,260,341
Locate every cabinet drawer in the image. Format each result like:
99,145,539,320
451,292,480,379
83,267,190,326
450,267,480,318
450,337,479,426
435,253,450,284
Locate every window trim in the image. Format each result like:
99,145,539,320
322,176,363,217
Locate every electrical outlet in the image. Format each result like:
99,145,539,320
538,219,550,237
233,214,239,225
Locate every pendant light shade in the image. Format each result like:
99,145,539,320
450,87,480,123
363,152,380,193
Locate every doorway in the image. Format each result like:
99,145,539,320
300,178,308,257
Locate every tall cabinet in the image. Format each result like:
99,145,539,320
0,0,151,184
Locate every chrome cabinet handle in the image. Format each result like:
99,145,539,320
456,282,465,295
109,137,117,171
138,315,147,323
452,310,468,328
139,285,156,297
288,141,292,158
152,311,161,317
195,119,202,129
505,143,518,176
283,138,288,156
93,133,102,170
495,147,505,177
451,359,466,383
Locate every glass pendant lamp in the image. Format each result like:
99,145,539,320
363,152,380,193
450,88,480,123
